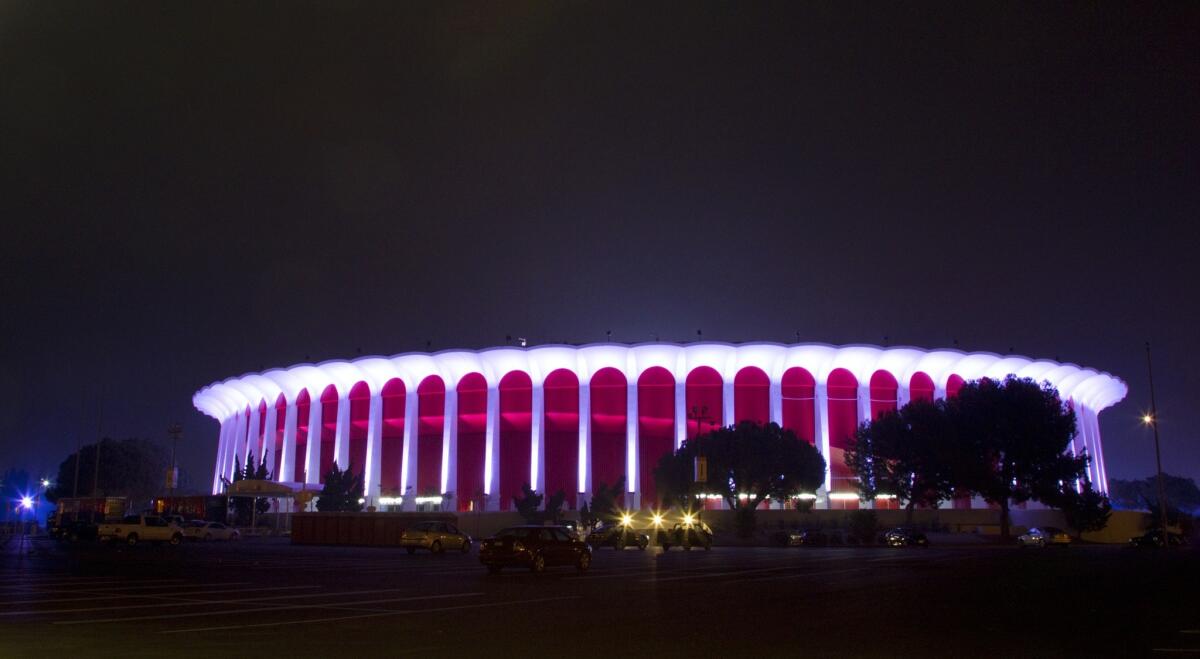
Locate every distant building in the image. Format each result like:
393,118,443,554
194,342,1125,511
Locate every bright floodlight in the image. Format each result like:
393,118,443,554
620,512,633,527
682,512,695,527
19,496,33,510
651,512,664,527
40,478,50,487
1142,414,1154,425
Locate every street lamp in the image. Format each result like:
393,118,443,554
1144,342,1170,549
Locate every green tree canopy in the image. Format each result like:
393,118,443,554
654,421,826,514
45,438,168,506
847,399,960,522
950,376,1085,539
315,463,364,512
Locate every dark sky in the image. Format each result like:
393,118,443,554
2,2,1197,490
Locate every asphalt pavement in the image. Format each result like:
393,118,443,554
0,533,1195,658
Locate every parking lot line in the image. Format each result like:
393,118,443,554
160,595,583,634
743,567,869,582
53,590,482,625
3,581,251,596
0,585,321,607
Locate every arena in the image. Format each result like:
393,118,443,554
193,343,1127,511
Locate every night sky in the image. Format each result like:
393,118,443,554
2,3,1197,490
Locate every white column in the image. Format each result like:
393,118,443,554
442,387,458,497
626,380,639,508
484,386,500,510
1087,408,1109,493
245,405,261,464
857,384,873,509
531,383,544,494
230,411,248,478
279,401,297,483
722,380,735,426
814,384,831,497
769,380,783,426
364,393,383,503
304,399,322,486
212,418,232,494
261,404,278,477
333,395,350,472
578,381,591,502
400,390,419,510
674,380,687,448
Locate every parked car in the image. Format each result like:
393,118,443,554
770,529,805,547
97,515,184,546
479,525,591,573
796,530,829,547
400,521,472,554
884,527,929,548
658,521,713,551
556,520,583,540
1017,527,1071,547
1128,530,1188,547
183,520,240,542
586,523,650,550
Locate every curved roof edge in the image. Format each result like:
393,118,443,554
193,342,1127,422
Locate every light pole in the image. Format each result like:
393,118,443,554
1143,342,1170,548
168,422,183,496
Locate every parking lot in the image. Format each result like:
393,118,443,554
0,534,1196,658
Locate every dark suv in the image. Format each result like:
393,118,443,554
658,521,714,551
480,526,592,573
586,523,650,550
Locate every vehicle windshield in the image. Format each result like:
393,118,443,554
187,520,206,527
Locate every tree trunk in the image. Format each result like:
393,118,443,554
999,499,1011,541
905,500,915,526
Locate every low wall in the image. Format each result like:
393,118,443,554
291,512,457,546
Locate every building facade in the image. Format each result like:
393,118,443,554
193,343,1126,511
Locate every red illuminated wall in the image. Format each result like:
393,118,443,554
826,368,858,509
638,367,675,508
456,373,487,511
499,371,532,512
909,372,935,403
255,401,267,465
869,370,898,420
734,366,770,426
294,390,310,482
416,376,445,496
685,366,723,438
946,374,965,399
543,369,579,509
590,368,627,503
348,381,370,479
781,367,816,444
380,379,405,496
319,385,338,483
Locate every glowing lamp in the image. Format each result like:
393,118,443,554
20,496,33,510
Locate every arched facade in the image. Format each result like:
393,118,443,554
196,342,1127,511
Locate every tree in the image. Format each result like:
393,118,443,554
1110,474,1200,515
315,463,364,512
581,477,625,530
513,483,543,524
45,438,168,506
1058,479,1112,536
654,421,826,537
950,377,1084,540
228,452,272,524
847,399,960,523
543,489,567,523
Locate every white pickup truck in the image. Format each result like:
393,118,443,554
98,514,184,546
